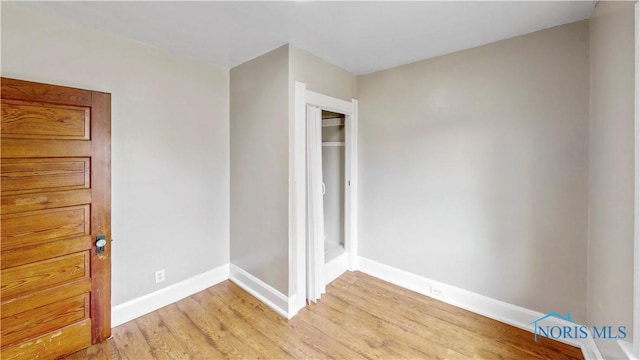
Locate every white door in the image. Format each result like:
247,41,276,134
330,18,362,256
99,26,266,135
306,105,325,302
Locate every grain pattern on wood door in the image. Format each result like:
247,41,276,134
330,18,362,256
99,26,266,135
0,78,111,360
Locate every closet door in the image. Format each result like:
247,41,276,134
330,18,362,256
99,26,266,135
305,105,325,302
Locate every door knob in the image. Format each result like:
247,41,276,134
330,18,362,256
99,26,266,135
96,235,107,254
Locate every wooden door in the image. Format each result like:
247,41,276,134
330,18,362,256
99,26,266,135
0,78,111,359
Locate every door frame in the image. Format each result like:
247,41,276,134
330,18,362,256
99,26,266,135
89,90,112,343
633,2,639,357
290,81,358,315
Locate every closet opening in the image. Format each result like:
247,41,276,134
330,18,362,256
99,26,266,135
291,82,358,315
322,110,346,263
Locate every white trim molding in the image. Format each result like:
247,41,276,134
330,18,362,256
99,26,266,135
325,251,349,286
291,81,308,315
306,89,353,115
291,81,359,316
229,264,293,319
633,3,640,359
111,263,229,327
630,2,640,359
357,256,603,360
619,340,638,360
629,2,640,359
347,98,359,271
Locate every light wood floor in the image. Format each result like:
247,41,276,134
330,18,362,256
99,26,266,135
66,271,584,359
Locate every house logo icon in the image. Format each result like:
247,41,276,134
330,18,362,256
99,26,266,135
528,312,574,342
527,312,627,342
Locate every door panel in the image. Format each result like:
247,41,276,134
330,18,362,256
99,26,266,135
1,205,90,250
0,320,92,360
1,280,91,318
1,189,92,213
1,100,90,140
1,158,90,193
0,77,111,359
1,252,90,301
1,294,89,348
0,138,92,157
0,78,92,107
1,235,91,269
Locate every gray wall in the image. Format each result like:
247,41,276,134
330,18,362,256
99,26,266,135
1,3,230,305
230,45,290,294
288,45,357,295
230,45,356,297
289,46,357,103
357,21,590,321
587,1,635,358
322,145,345,250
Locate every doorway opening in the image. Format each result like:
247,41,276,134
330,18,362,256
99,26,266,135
321,110,347,263
291,82,358,315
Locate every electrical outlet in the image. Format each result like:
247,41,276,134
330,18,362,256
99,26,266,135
155,269,166,284
430,285,443,297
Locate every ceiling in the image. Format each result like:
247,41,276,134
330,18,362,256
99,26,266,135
21,1,596,75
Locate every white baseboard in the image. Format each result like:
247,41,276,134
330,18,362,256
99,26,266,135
111,263,229,327
357,256,602,360
325,251,349,286
108,256,604,360
229,263,292,319
580,336,603,360
619,340,640,360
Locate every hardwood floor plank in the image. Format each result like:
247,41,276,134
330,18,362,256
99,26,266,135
298,302,393,359
176,295,252,359
333,277,546,360
135,311,191,360
212,284,327,359
192,290,291,359
112,320,154,360
84,338,121,360
335,273,582,360
329,277,481,358
61,337,120,360
321,290,467,359
156,303,226,359
305,299,428,359
352,272,585,359
288,316,363,359
64,272,584,360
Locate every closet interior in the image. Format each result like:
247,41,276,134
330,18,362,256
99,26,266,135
321,110,346,263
